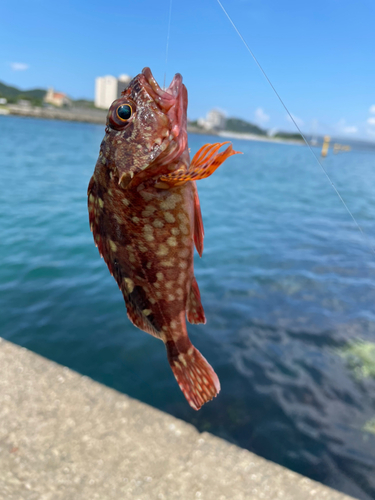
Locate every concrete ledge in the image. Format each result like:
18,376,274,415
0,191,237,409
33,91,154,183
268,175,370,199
0,338,355,500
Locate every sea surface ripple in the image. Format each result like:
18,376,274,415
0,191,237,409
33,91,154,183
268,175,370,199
1,115,375,499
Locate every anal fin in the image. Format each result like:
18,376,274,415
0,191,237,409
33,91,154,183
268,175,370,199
187,277,206,324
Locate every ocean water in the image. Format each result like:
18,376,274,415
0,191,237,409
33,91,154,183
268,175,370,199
1,115,375,499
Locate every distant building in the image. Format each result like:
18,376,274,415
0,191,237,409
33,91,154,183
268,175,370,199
95,76,117,109
17,99,32,108
117,74,132,97
198,109,226,131
95,74,132,109
0,97,7,105
44,88,71,107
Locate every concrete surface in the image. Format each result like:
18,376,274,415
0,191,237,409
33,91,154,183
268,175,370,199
0,338,356,500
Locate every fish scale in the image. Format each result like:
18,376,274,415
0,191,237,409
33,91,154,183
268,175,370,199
88,67,241,410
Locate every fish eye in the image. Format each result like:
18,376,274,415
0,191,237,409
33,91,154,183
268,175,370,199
116,104,133,122
108,99,136,130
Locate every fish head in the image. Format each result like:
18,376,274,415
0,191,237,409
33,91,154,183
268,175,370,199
104,67,188,186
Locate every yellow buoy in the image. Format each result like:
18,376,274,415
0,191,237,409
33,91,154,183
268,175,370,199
321,135,330,157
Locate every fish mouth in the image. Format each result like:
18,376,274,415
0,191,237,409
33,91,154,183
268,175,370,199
141,67,188,165
142,67,183,110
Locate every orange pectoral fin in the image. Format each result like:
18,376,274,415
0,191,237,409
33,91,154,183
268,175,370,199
159,142,242,186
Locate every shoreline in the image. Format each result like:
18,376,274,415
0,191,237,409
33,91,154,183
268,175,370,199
217,129,304,145
2,103,107,124
1,104,304,146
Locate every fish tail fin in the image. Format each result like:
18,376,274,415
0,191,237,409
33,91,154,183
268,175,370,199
166,340,220,410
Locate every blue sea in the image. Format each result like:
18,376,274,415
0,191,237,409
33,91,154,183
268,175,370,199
1,115,375,500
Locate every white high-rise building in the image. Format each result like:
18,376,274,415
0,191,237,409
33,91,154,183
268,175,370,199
95,76,117,109
117,74,132,97
95,74,132,109
197,109,226,131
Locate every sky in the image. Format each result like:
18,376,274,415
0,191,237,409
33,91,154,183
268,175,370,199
1,0,375,140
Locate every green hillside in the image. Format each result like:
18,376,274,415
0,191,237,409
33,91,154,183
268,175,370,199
0,81,97,108
225,118,267,136
274,131,303,141
0,81,46,105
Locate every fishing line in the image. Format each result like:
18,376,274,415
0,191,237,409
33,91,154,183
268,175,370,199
215,0,375,255
163,0,173,89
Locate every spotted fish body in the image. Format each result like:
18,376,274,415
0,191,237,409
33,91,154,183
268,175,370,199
88,67,240,410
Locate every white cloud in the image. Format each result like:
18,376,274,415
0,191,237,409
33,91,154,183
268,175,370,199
335,118,358,135
10,62,29,71
363,111,375,139
254,107,269,125
286,113,304,127
342,126,358,134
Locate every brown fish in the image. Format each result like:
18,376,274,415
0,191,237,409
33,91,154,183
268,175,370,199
88,67,240,410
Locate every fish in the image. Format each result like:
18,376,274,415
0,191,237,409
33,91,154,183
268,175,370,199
87,67,241,410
